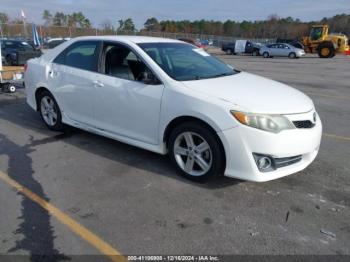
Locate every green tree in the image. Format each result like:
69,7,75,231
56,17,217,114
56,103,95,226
118,18,135,32
0,12,9,24
68,12,91,28
53,12,67,26
144,17,160,31
42,10,52,26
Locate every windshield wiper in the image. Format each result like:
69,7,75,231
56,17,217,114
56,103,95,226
202,72,234,79
184,72,235,81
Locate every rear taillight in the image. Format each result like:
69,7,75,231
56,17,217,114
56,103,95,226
24,64,28,72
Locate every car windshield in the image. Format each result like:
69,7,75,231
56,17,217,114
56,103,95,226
138,42,237,81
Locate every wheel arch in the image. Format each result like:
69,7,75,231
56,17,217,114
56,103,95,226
318,41,335,50
35,86,53,111
162,115,226,167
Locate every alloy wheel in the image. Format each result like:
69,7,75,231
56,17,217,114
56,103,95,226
173,132,212,176
40,96,58,126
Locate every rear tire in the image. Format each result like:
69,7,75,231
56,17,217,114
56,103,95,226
8,85,16,93
1,83,16,93
252,50,258,56
168,121,225,182
38,90,65,131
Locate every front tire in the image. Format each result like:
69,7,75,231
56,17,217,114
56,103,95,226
263,52,269,58
318,42,335,58
168,122,225,182
288,52,297,59
38,90,65,131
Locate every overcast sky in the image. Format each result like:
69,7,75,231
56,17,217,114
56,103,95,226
1,0,350,28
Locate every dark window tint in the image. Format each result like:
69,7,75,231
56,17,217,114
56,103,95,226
3,41,17,49
53,41,99,71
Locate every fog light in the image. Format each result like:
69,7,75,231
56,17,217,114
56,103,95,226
257,157,272,170
253,153,276,172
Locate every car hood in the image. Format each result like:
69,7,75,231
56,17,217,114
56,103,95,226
181,72,314,114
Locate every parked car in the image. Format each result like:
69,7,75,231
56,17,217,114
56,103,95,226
25,36,322,182
0,39,42,65
276,38,304,49
221,42,236,54
222,40,260,56
44,38,69,49
178,38,207,50
200,39,213,46
260,43,305,58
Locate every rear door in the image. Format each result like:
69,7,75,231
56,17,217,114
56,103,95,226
50,40,101,125
269,44,279,56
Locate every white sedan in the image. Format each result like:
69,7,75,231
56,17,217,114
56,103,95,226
25,36,322,182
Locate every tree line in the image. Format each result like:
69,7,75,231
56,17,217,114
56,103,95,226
0,11,349,38
142,14,350,38
0,10,92,28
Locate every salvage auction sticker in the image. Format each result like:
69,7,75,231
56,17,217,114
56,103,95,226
128,255,220,261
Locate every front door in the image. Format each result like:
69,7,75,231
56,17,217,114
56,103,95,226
92,42,164,145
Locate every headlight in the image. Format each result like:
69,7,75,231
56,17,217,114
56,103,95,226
231,111,295,133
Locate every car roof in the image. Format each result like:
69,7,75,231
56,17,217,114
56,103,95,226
40,35,185,62
71,35,182,44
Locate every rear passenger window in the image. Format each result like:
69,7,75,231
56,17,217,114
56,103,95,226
53,41,99,72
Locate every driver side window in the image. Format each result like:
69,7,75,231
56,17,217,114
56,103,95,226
101,43,159,84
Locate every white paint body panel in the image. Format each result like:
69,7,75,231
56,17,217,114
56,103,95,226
25,36,322,182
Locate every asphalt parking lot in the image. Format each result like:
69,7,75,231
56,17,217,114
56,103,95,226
0,53,350,260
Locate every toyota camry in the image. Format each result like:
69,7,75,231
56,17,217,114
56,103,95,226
25,36,322,182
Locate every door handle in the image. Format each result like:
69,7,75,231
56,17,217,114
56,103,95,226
93,80,104,87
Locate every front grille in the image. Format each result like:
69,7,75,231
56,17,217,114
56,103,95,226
274,155,302,168
293,120,315,129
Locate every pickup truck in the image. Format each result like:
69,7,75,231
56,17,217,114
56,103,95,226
221,40,260,56
1,39,42,66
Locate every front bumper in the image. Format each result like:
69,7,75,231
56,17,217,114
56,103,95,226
218,111,322,182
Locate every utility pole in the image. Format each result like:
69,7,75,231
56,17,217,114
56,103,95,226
21,10,28,38
0,24,3,38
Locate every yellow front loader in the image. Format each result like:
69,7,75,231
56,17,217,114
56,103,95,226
302,25,349,58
